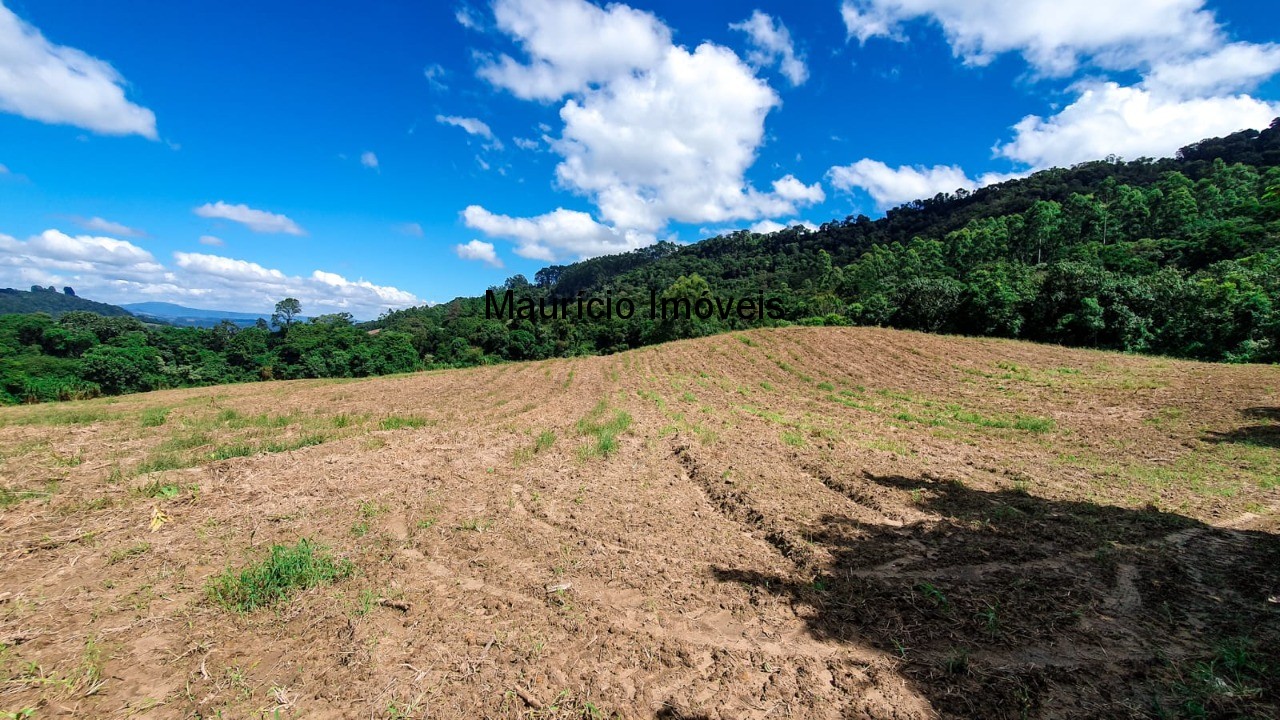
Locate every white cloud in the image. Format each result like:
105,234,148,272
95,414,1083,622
838,0,1221,77
730,10,808,86
75,216,144,238
0,163,8,174
0,227,422,318
0,229,162,273
772,174,825,204
396,222,424,237
513,136,540,151
833,0,1280,204
477,0,672,101
423,63,449,92
194,201,305,236
466,0,823,260
360,151,379,169
552,42,804,232
171,253,420,317
749,219,786,234
463,205,653,261
456,4,482,30
0,4,157,138
198,235,224,247
1145,42,1280,97
455,239,503,267
436,114,503,150
828,159,977,209
996,82,1280,168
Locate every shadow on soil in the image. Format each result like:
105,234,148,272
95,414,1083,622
713,473,1280,719
1242,407,1280,421
1203,407,1280,447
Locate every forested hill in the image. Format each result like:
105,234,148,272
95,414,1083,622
376,118,1280,364
3,121,1279,405
0,287,134,318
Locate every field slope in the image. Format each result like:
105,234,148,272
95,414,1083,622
1,327,1278,719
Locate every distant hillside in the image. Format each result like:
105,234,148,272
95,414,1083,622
375,118,1280,364
0,287,133,318
121,302,277,328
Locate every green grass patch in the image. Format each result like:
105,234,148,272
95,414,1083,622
0,483,58,508
781,430,806,447
140,408,171,428
206,539,353,613
209,443,255,461
534,430,556,453
575,401,632,459
1012,416,1056,432
379,416,429,430
133,454,192,475
5,409,111,426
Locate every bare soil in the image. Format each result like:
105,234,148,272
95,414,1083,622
1,327,1278,719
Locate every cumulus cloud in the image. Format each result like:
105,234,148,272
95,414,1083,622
1145,42,1280,97
198,235,224,247
455,239,503,267
463,205,653,261
772,175,825,204
360,151,379,169
749,219,786,234
832,0,1280,208
0,4,157,138
996,82,1280,168
0,228,420,318
838,0,1221,77
512,136,540,151
730,10,808,86
75,216,144,238
828,160,978,210
0,229,163,275
477,0,672,101
465,0,823,260
194,201,305,236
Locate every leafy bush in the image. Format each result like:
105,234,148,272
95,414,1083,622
206,539,353,612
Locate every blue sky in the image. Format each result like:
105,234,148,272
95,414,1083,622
1,0,1279,318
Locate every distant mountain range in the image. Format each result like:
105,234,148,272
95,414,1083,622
120,302,280,328
0,290,286,329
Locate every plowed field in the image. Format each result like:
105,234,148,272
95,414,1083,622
2,327,1278,719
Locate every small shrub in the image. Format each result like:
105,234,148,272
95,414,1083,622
134,479,180,499
206,539,353,612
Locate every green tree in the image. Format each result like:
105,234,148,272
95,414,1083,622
271,298,302,330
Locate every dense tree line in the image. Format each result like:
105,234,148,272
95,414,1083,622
2,120,1278,403
0,305,418,403
377,119,1280,365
